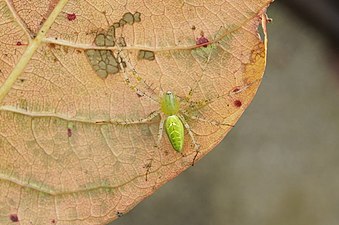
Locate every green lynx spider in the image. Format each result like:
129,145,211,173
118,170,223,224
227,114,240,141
98,88,233,165
96,56,235,165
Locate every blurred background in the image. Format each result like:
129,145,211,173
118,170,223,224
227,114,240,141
111,2,339,225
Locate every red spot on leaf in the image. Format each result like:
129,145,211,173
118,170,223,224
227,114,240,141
10,214,19,222
16,41,27,46
234,100,242,108
67,13,77,21
196,31,209,47
67,128,72,137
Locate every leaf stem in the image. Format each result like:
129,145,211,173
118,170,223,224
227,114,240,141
0,0,69,103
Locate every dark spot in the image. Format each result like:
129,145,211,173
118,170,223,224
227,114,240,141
20,79,25,83
232,87,240,93
16,41,22,46
234,100,242,107
196,31,209,47
51,219,56,223
67,13,77,21
10,214,19,222
136,92,143,97
143,160,153,181
40,18,46,25
67,128,72,137
49,43,56,48
191,25,196,30
121,61,127,68
76,49,82,54
116,212,124,217
55,37,58,40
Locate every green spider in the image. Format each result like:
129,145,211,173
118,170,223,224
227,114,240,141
95,53,234,165
97,87,234,166
159,90,198,153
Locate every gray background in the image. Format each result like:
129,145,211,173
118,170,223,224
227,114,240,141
111,3,339,225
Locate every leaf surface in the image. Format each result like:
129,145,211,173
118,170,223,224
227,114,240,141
0,0,271,224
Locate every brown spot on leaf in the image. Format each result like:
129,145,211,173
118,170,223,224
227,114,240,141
48,43,56,49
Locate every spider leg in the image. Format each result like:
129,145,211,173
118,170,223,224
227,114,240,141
177,114,200,166
116,50,159,103
181,111,234,127
155,115,165,148
96,110,160,125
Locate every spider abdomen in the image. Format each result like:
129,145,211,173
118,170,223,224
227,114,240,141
165,115,184,152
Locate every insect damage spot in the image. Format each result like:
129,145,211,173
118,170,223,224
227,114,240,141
133,12,141,22
95,33,115,47
117,37,126,47
86,49,120,78
85,11,142,78
119,18,127,26
119,11,141,27
234,100,242,107
122,12,136,25
112,22,120,28
9,214,19,222
138,50,155,61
